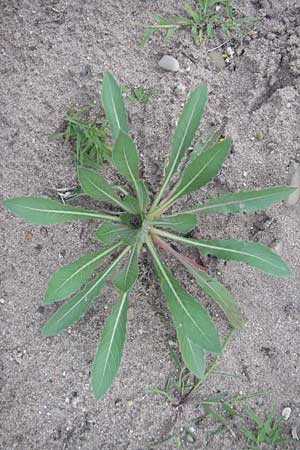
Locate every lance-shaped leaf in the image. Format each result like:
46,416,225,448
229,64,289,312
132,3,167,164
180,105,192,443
187,123,225,165
96,223,137,245
160,139,231,210
112,131,145,211
78,167,129,211
112,243,139,292
42,248,129,336
187,186,296,215
147,236,221,355
44,242,122,304
122,194,139,214
182,260,244,329
152,84,208,207
137,180,150,211
155,230,292,277
177,332,205,378
151,212,197,233
91,291,128,400
1,196,119,224
101,71,128,141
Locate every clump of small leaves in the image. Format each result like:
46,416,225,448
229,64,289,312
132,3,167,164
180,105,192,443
206,403,294,449
59,107,111,168
143,0,256,46
128,86,155,104
2,71,295,400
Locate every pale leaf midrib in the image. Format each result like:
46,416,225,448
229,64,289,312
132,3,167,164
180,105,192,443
13,204,110,218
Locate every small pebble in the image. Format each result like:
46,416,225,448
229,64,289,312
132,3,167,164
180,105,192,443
209,51,226,70
286,161,300,206
158,55,180,72
256,131,264,141
282,407,292,420
25,231,33,241
272,240,283,256
292,425,299,440
127,308,135,321
0,298,5,305
174,83,186,96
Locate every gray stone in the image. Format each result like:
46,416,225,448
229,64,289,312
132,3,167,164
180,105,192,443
286,161,300,206
158,55,180,72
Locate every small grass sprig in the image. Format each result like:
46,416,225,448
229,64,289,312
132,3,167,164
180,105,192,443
143,0,256,46
59,107,111,168
2,71,295,400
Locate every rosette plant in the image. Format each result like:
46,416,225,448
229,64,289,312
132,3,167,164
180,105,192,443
2,72,294,400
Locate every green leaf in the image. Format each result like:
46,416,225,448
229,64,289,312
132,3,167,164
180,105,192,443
137,180,150,211
122,194,139,214
91,291,128,400
188,124,225,164
182,261,244,329
188,186,296,215
78,167,128,211
146,236,221,363
178,333,205,378
162,139,231,208
152,84,208,208
101,71,128,141
44,242,122,304
156,230,292,277
2,196,119,224
152,212,197,233
96,223,137,245
42,248,129,336
112,243,139,292
113,131,139,184
112,131,146,212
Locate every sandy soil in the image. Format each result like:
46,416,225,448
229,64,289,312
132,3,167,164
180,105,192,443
1,0,300,449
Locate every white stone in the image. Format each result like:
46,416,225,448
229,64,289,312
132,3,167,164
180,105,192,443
282,406,292,420
158,55,180,72
286,161,300,206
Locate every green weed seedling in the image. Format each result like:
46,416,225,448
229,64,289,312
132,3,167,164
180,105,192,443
59,107,111,169
143,0,256,46
206,402,295,449
128,86,154,104
2,71,295,400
